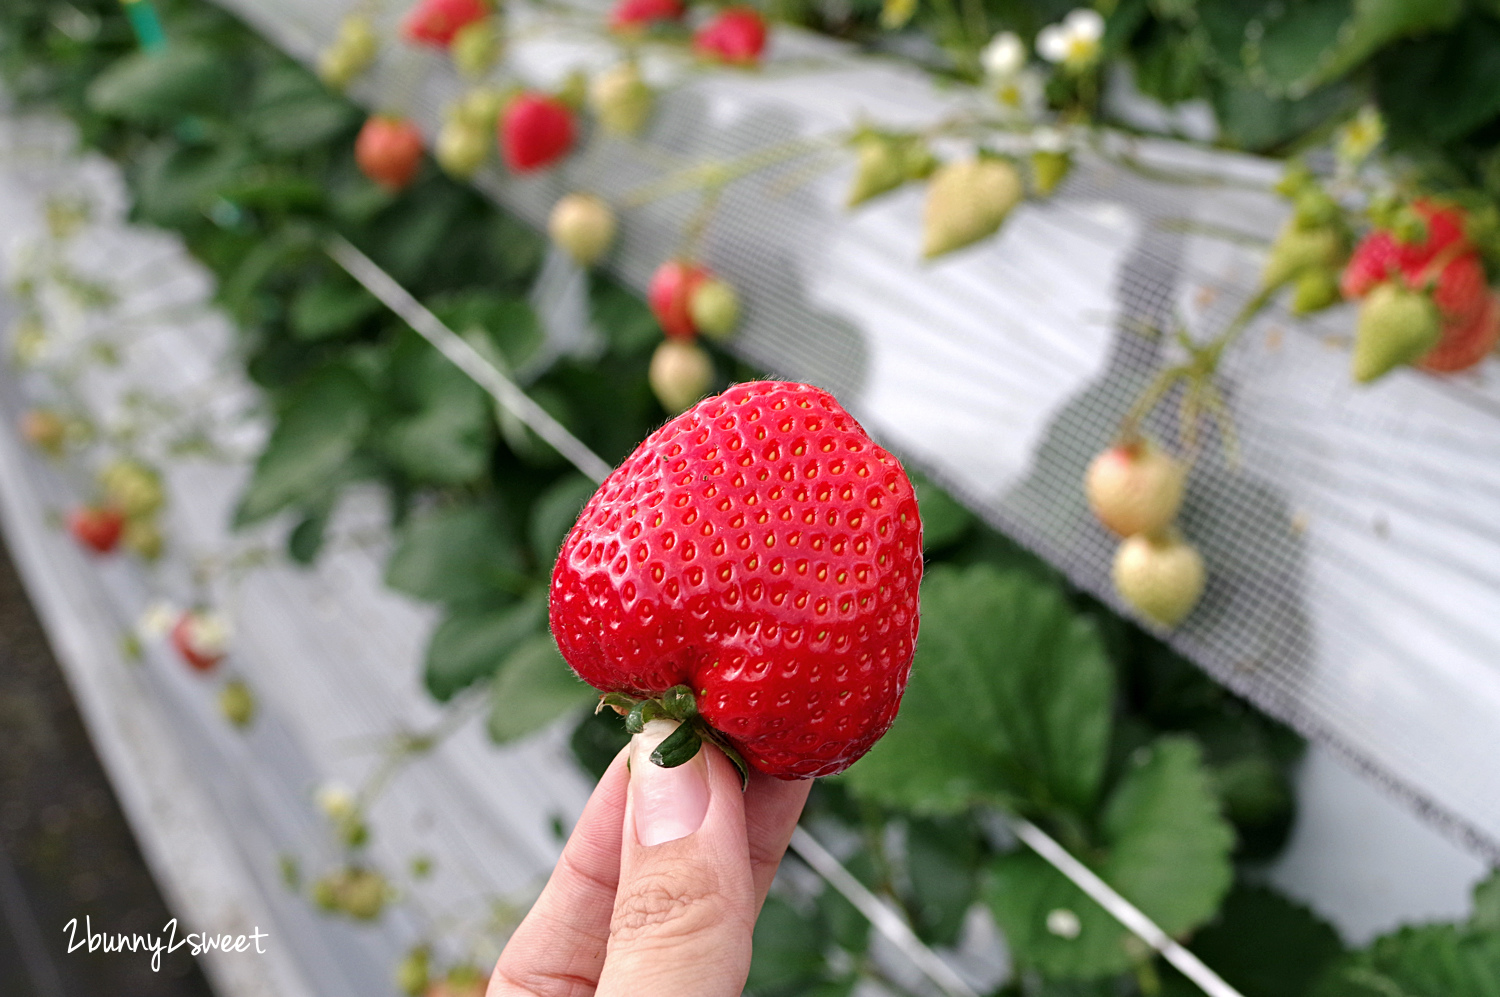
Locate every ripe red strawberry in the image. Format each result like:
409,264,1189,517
500,94,575,173
1342,202,1481,303
355,116,424,191
1420,292,1500,373
401,0,488,47
68,505,124,554
171,609,228,672
693,8,768,66
550,381,923,779
648,260,709,339
609,0,686,31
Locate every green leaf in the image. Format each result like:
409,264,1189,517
984,737,1235,980
911,472,975,552
246,64,357,153
235,367,372,525
289,277,381,341
287,508,330,565
1376,17,1500,147
1472,871,1500,933
1161,886,1343,997
844,565,1113,817
433,292,544,370
385,500,526,605
86,45,230,120
486,634,595,743
131,138,253,226
426,595,549,701
902,816,982,946
747,895,830,995
529,473,597,569
1315,924,1500,997
380,336,492,486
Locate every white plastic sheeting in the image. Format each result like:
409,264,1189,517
213,0,1500,859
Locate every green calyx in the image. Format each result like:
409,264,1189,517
596,684,748,788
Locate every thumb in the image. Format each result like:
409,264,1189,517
596,719,757,997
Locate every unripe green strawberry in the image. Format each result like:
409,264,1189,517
1112,530,1204,627
427,966,486,997
588,63,653,137
1262,221,1344,290
648,339,714,413
122,516,164,561
338,868,388,920
396,946,430,997
456,86,508,128
688,277,740,340
219,679,256,729
20,408,66,456
1083,438,1185,538
100,459,164,517
846,135,908,207
450,18,500,78
435,118,489,177
547,193,616,266
1352,282,1441,384
311,873,342,911
318,13,378,89
1029,149,1071,196
1291,268,1340,315
921,157,1023,259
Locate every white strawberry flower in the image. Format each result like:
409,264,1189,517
980,31,1026,79
315,782,359,822
993,67,1045,122
1037,8,1105,70
137,599,179,639
1031,125,1069,154
1046,907,1082,938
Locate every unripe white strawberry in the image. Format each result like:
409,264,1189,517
922,157,1023,259
547,193,616,266
1112,531,1205,627
1352,282,1441,384
649,339,714,413
317,13,379,89
435,118,489,178
1083,438,1186,537
456,86,508,129
1261,221,1344,290
846,134,908,207
588,63,653,137
688,277,739,340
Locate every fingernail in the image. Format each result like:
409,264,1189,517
630,719,710,846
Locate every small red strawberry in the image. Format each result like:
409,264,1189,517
400,0,489,47
355,116,424,191
500,94,575,173
693,8,768,66
1420,292,1500,373
609,0,686,32
171,609,229,672
68,505,124,554
648,260,710,339
550,381,924,779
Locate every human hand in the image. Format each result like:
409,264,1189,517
487,719,813,997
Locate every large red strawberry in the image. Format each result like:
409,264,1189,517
401,0,489,47
500,94,575,173
550,381,923,779
609,0,686,31
648,260,710,339
68,505,124,554
1420,292,1500,373
355,116,424,191
693,8,768,66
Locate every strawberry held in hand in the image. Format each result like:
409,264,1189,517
550,381,923,779
500,93,575,172
693,8,768,66
401,0,489,48
356,116,424,191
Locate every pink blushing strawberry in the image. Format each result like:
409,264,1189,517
355,116,424,191
648,260,709,339
171,609,229,672
693,7,768,66
609,0,686,32
401,0,488,47
500,94,576,173
549,381,923,779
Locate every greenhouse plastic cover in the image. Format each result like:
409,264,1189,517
210,0,1500,861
